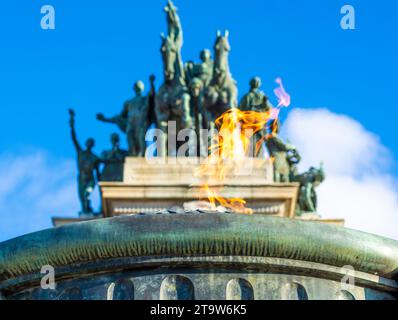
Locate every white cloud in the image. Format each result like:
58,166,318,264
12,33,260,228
282,108,398,240
0,150,99,242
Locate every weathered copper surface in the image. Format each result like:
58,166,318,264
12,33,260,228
1,212,397,281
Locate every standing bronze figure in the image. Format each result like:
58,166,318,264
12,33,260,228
96,75,155,156
188,78,205,156
69,109,100,214
100,133,128,182
266,120,296,182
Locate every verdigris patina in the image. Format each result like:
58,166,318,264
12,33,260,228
1,213,398,300
239,76,271,112
187,78,205,156
155,0,192,156
240,76,273,156
285,146,325,214
97,75,155,156
287,148,301,180
68,109,100,214
266,120,296,182
96,103,128,134
294,164,325,214
204,30,238,129
100,133,128,182
185,49,214,89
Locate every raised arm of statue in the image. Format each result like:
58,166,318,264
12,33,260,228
68,108,82,152
97,113,114,123
96,103,128,133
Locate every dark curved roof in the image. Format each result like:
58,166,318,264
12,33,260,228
1,211,398,281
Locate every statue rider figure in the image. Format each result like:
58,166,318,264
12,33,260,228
239,76,272,112
186,49,214,89
240,76,273,156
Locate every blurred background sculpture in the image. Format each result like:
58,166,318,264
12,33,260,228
155,0,192,156
185,49,214,89
266,120,296,182
240,76,272,156
293,164,325,214
287,148,302,180
66,0,326,216
96,103,128,134
100,133,128,182
97,76,155,156
239,76,272,112
125,78,152,156
68,109,100,215
204,31,238,129
188,77,205,156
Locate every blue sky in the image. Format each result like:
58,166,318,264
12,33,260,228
0,0,398,241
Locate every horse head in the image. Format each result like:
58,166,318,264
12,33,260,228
213,30,231,77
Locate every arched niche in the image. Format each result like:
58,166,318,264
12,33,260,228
107,279,134,300
160,275,195,300
281,282,308,300
226,278,254,300
336,290,355,300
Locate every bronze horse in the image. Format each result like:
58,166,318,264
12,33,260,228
203,30,238,128
155,1,192,156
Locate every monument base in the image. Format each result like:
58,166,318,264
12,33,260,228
52,157,344,227
100,157,298,218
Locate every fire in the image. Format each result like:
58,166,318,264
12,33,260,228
196,78,290,214
196,109,272,214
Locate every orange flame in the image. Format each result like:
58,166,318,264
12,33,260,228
196,108,273,214
196,78,290,214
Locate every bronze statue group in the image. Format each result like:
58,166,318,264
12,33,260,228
68,0,324,216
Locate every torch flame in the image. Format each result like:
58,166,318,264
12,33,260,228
196,109,272,214
196,78,290,214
